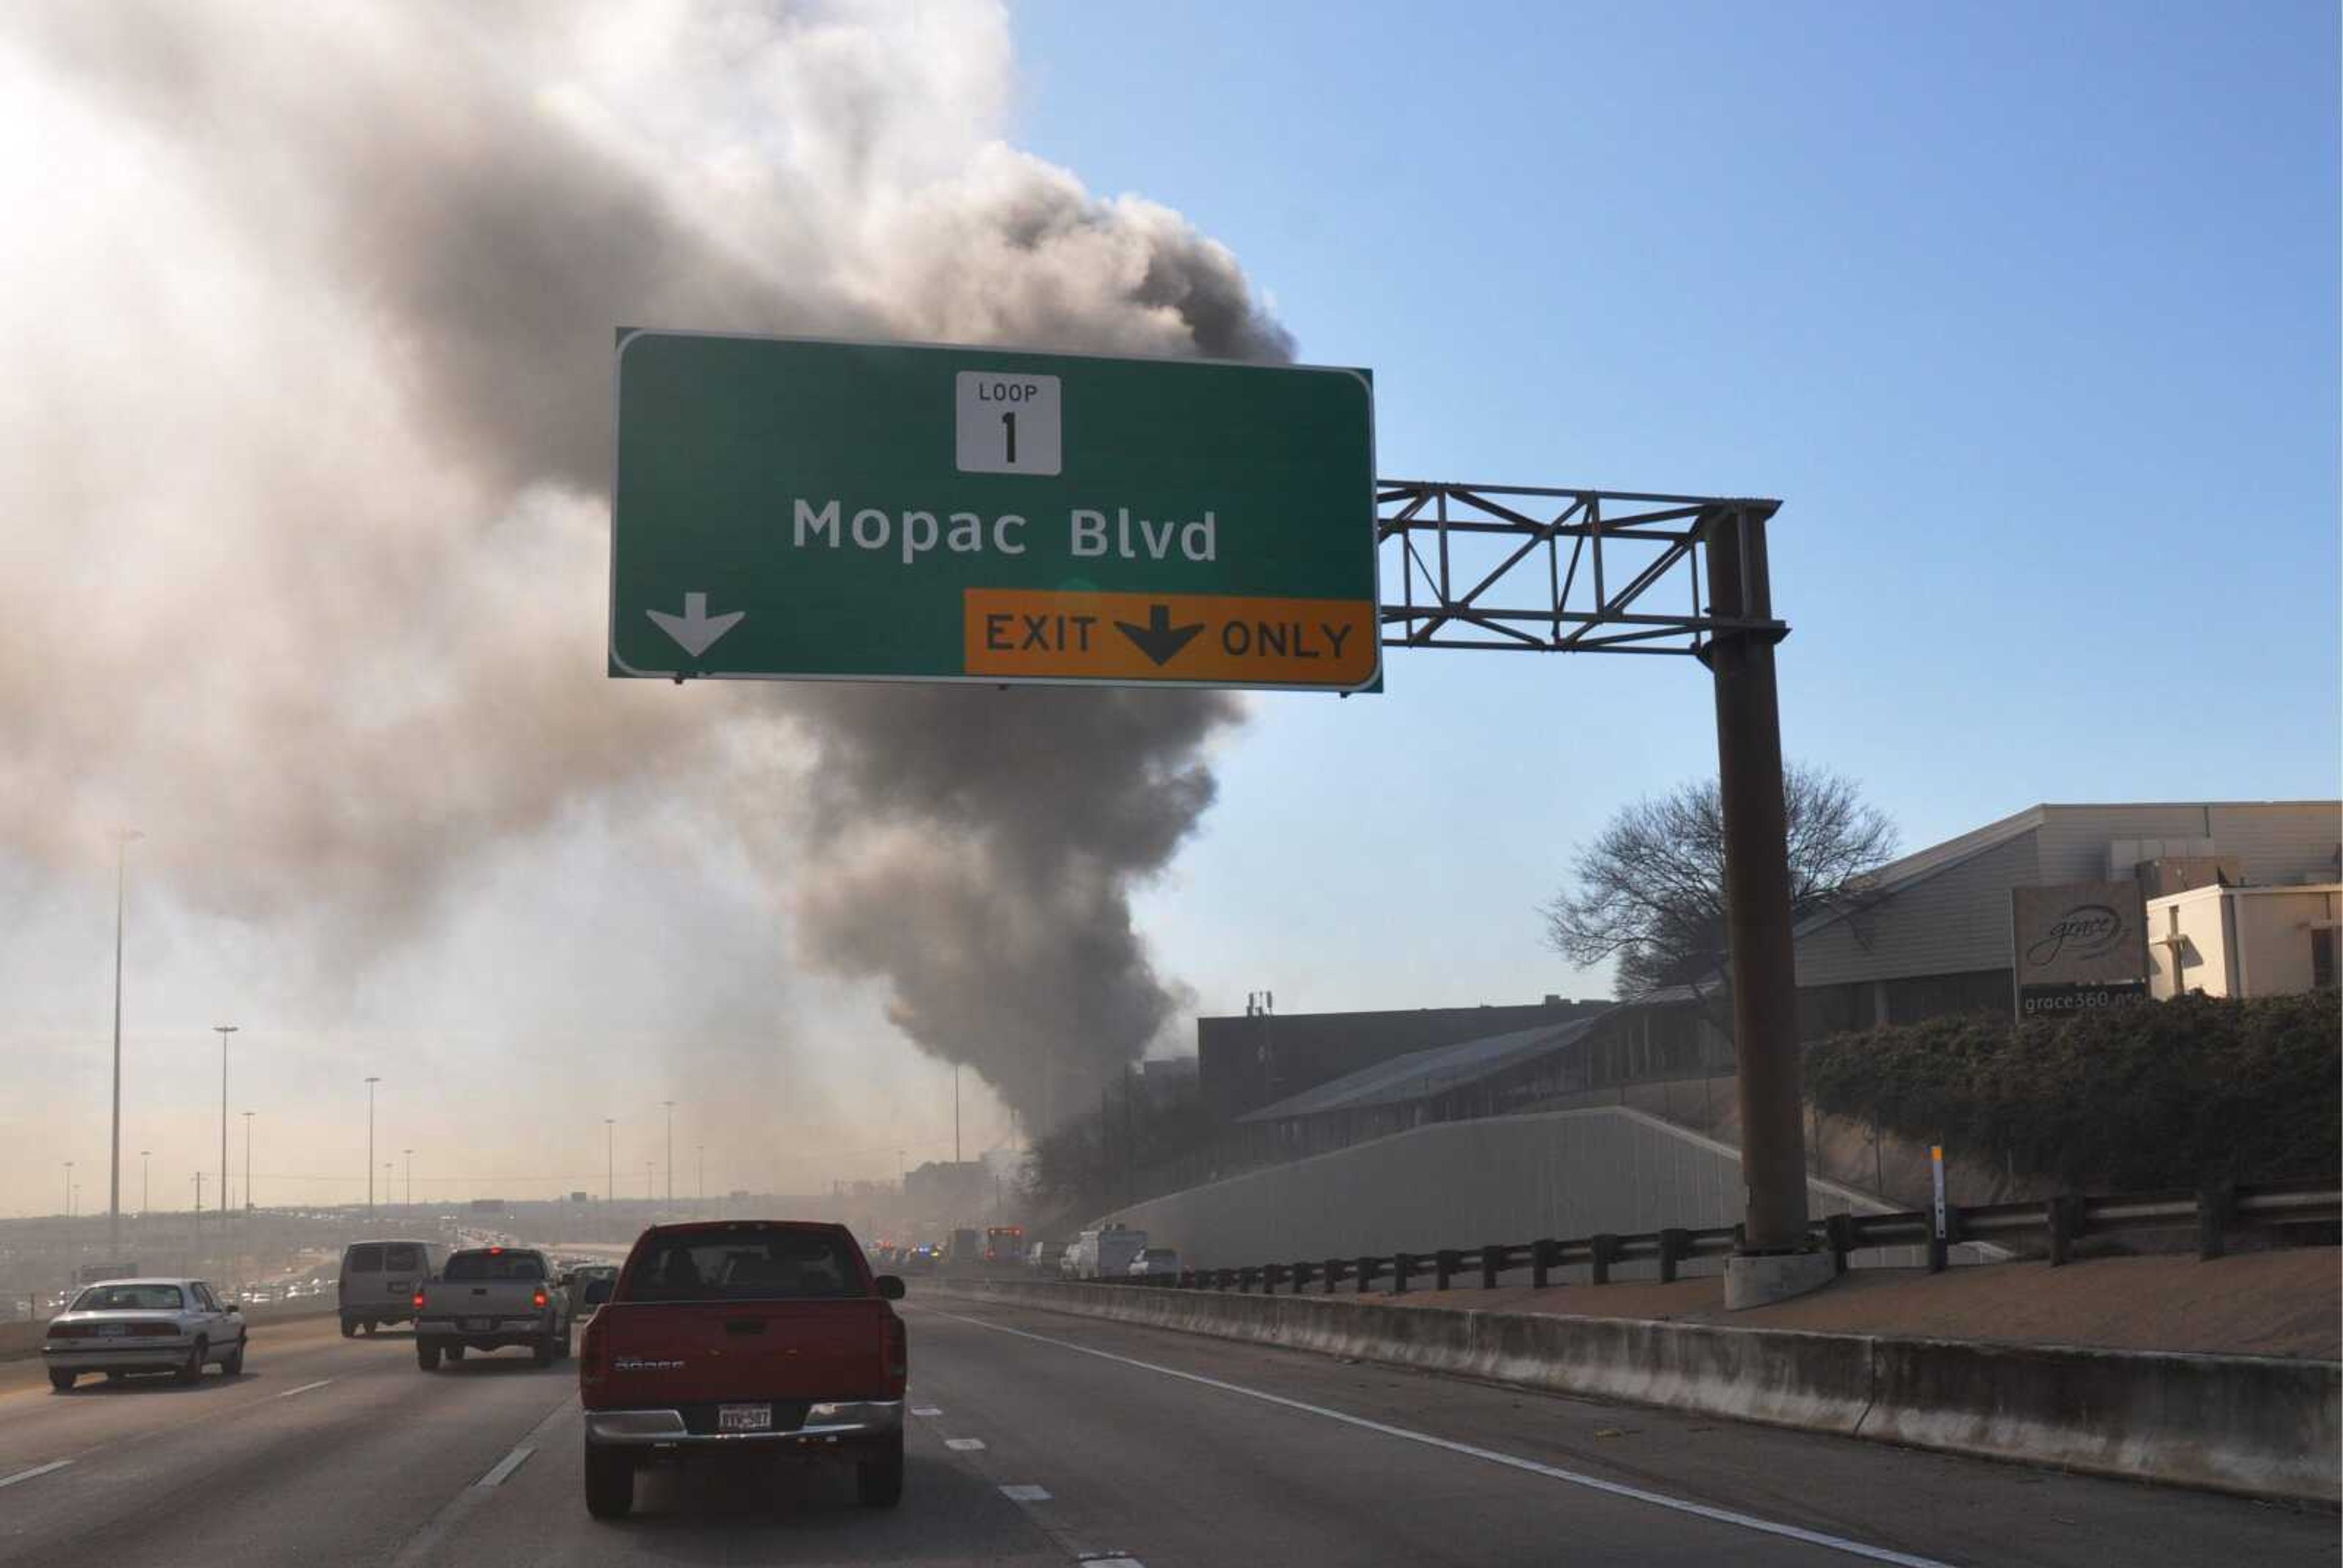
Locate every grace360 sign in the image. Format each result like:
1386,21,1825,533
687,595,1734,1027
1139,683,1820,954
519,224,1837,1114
608,331,1379,692
2010,882,2149,1018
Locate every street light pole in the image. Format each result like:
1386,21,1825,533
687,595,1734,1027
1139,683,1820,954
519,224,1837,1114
242,1111,254,1212
953,1065,961,1165
139,1150,149,1216
212,1025,237,1269
662,1101,674,1207
403,1149,413,1210
107,828,143,1258
603,1119,614,1204
364,1077,381,1217
63,1160,73,1218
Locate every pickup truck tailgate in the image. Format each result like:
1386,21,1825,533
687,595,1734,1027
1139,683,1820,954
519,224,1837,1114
592,1299,894,1404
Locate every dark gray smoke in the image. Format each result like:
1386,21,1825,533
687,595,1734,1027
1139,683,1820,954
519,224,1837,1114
0,1,1284,1126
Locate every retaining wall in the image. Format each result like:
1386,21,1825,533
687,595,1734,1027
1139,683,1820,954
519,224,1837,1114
945,1280,2341,1505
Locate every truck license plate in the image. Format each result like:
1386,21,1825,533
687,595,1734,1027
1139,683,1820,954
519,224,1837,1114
462,1317,493,1331
718,1404,772,1432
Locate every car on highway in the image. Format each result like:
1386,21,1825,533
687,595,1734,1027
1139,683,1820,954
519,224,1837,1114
41,1278,248,1391
339,1239,448,1337
577,1219,909,1519
412,1245,574,1369
1126,1246,1182,1281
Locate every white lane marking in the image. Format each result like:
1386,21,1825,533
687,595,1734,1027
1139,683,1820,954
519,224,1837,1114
945,1436,987,1451
386,1398,574,1568
476,1444,536,1489
0,1459,73,1489
911,1405,943,1417
1000,1483,1051,1501
269,1378,334,1400
930,1310,1953,1568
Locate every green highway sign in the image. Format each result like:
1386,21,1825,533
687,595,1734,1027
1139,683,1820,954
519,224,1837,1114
608,331,1379,691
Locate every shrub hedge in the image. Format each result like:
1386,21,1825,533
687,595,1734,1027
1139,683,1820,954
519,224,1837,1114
1804,990,2340,1191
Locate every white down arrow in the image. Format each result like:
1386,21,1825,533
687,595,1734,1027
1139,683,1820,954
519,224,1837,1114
646,592,744,657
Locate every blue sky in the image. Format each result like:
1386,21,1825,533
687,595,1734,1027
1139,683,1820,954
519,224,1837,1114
1014,1,2342,1015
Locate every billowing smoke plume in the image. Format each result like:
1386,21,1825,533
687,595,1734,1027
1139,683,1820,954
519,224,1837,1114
0,2,1288,1125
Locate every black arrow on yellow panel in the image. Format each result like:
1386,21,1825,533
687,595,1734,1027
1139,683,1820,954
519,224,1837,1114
1115,603,1206,666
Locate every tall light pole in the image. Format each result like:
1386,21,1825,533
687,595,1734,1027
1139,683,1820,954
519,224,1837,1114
364,1077,381,1217
403,1149,413,1210
212,1025,237,1263
662,1100,674,1207
242,1111,254,1212
139,1150,150,1216
953,1065,962,1165
107,828,143,1257
63,1160,74,1218
644,1161,653,1201
603,1119,614,1204
696,1143,704,1208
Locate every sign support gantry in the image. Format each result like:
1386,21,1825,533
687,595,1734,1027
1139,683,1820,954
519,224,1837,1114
1377,483,1822,1302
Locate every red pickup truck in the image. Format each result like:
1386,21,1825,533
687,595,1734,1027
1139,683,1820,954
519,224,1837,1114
577,1219,909,1519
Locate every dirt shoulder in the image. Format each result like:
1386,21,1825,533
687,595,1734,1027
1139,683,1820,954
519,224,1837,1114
1371,1247,2341,1359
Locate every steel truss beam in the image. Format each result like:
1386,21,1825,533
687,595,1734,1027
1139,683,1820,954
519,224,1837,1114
1376,481,1785,655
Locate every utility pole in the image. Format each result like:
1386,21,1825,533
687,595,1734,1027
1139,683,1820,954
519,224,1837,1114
213,1025,237,1265
364,1076,381,1217
107,828,142,1258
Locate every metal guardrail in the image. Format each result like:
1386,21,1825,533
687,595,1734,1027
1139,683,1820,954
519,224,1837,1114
1142,1176,2341,1296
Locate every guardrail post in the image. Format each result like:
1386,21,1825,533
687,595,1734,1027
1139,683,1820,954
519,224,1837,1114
1392,1253,1411,1295
1824,1212,1855,1275
1928,1204,1960,1273
1530,1239,1559,1289
1589,1234,1618,1286
2046,1194,2079,1267
1433,1250,1459,1291
2199,1183,2235,1261
1658,1228,1688,1285
1356,1255,1377,1295
1480,1245,1503,1289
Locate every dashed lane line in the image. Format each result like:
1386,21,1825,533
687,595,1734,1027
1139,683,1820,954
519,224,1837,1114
945,1437,987,1451
927,1308,1956,1568
476,1444,536,1489
268,1378,335,1400
1000,1483,1052,1501
0,1459,73,1490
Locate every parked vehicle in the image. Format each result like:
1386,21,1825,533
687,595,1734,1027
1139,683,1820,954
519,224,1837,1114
577,1219,909,1519
1068,1223,1147,1280
339,1240,448,1337
412,1246,574,1369
42,1278,247,1390
1126,1246,1181,1281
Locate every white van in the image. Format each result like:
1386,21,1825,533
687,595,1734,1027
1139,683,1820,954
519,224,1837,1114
338,1239,448,1336
1071,1224,1147,1281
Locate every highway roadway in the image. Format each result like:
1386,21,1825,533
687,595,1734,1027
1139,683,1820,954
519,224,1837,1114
0,1289,2330,1567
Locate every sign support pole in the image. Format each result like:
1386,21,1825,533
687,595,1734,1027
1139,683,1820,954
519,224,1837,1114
1697,509,1819,1282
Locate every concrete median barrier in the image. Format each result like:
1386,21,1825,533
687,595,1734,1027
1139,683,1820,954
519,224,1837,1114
940,1279,2339,1505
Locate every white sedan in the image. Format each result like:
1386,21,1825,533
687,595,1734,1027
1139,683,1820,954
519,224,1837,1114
41,1278,248,1392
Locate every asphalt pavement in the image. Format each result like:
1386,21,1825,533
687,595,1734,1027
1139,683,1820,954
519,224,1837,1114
0,1290,2330,1567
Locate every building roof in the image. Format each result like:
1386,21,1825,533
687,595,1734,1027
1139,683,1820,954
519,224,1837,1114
1238,1016,1597,1123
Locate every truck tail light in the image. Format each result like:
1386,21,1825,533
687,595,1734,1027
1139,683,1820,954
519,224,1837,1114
412,1291,426,1309
532,1289,549,1309
883,1314,907,1394
579,1317,606,1390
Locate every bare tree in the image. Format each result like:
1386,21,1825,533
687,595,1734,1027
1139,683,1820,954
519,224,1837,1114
1542,766,1898,999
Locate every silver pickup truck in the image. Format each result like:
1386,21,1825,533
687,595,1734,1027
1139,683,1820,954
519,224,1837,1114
411,1246,574,1370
